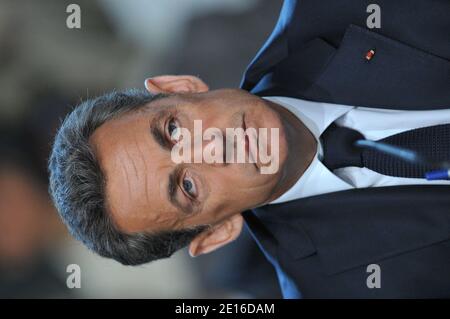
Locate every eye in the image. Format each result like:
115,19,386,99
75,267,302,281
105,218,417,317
182,174,198,199
167,118,181,143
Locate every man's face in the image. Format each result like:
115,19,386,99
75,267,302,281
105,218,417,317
90,89,288,235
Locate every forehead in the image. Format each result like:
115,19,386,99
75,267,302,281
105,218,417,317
90,106,181,233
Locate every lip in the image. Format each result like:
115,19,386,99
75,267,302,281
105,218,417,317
242,113,259,170
242,115,249,152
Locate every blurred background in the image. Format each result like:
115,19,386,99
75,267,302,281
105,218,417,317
0,0,283,298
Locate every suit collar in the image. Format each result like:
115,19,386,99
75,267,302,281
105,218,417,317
245,185,450,275
243,24,450,110
239,0,295,91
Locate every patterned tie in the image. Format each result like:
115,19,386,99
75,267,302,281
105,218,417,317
321,123,450,178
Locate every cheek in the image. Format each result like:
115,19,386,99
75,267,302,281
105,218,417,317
196,112,230,130
190,99,240,125
208,170,278,204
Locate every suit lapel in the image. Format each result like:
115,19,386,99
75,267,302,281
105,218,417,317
240,0,295,91
245,24,450,110
246,185,450,275
249,36,337,101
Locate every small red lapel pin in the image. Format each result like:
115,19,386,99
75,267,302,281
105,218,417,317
365,49,376,61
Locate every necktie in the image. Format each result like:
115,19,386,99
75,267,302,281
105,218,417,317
321,123,450,178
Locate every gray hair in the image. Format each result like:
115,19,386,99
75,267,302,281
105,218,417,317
48,89,206,265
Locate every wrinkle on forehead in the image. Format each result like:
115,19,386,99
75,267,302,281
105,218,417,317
90,110,182,234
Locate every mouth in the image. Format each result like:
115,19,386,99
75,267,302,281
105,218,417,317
242,113,259,171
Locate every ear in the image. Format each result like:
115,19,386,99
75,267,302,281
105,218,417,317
188,213,244,257
144,75,209,94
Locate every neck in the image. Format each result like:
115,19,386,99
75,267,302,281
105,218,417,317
265,99,317,203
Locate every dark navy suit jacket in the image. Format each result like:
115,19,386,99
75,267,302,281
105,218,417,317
240,0,450,298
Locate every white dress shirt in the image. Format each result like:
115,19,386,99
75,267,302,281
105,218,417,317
264,96,450,204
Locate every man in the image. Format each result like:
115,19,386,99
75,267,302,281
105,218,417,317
49,0,450,298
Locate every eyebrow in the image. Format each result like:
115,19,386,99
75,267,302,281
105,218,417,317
149,109,195,215
150,109,172,150
168,167,194,215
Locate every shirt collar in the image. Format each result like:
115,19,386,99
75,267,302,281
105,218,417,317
263,96,355,203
